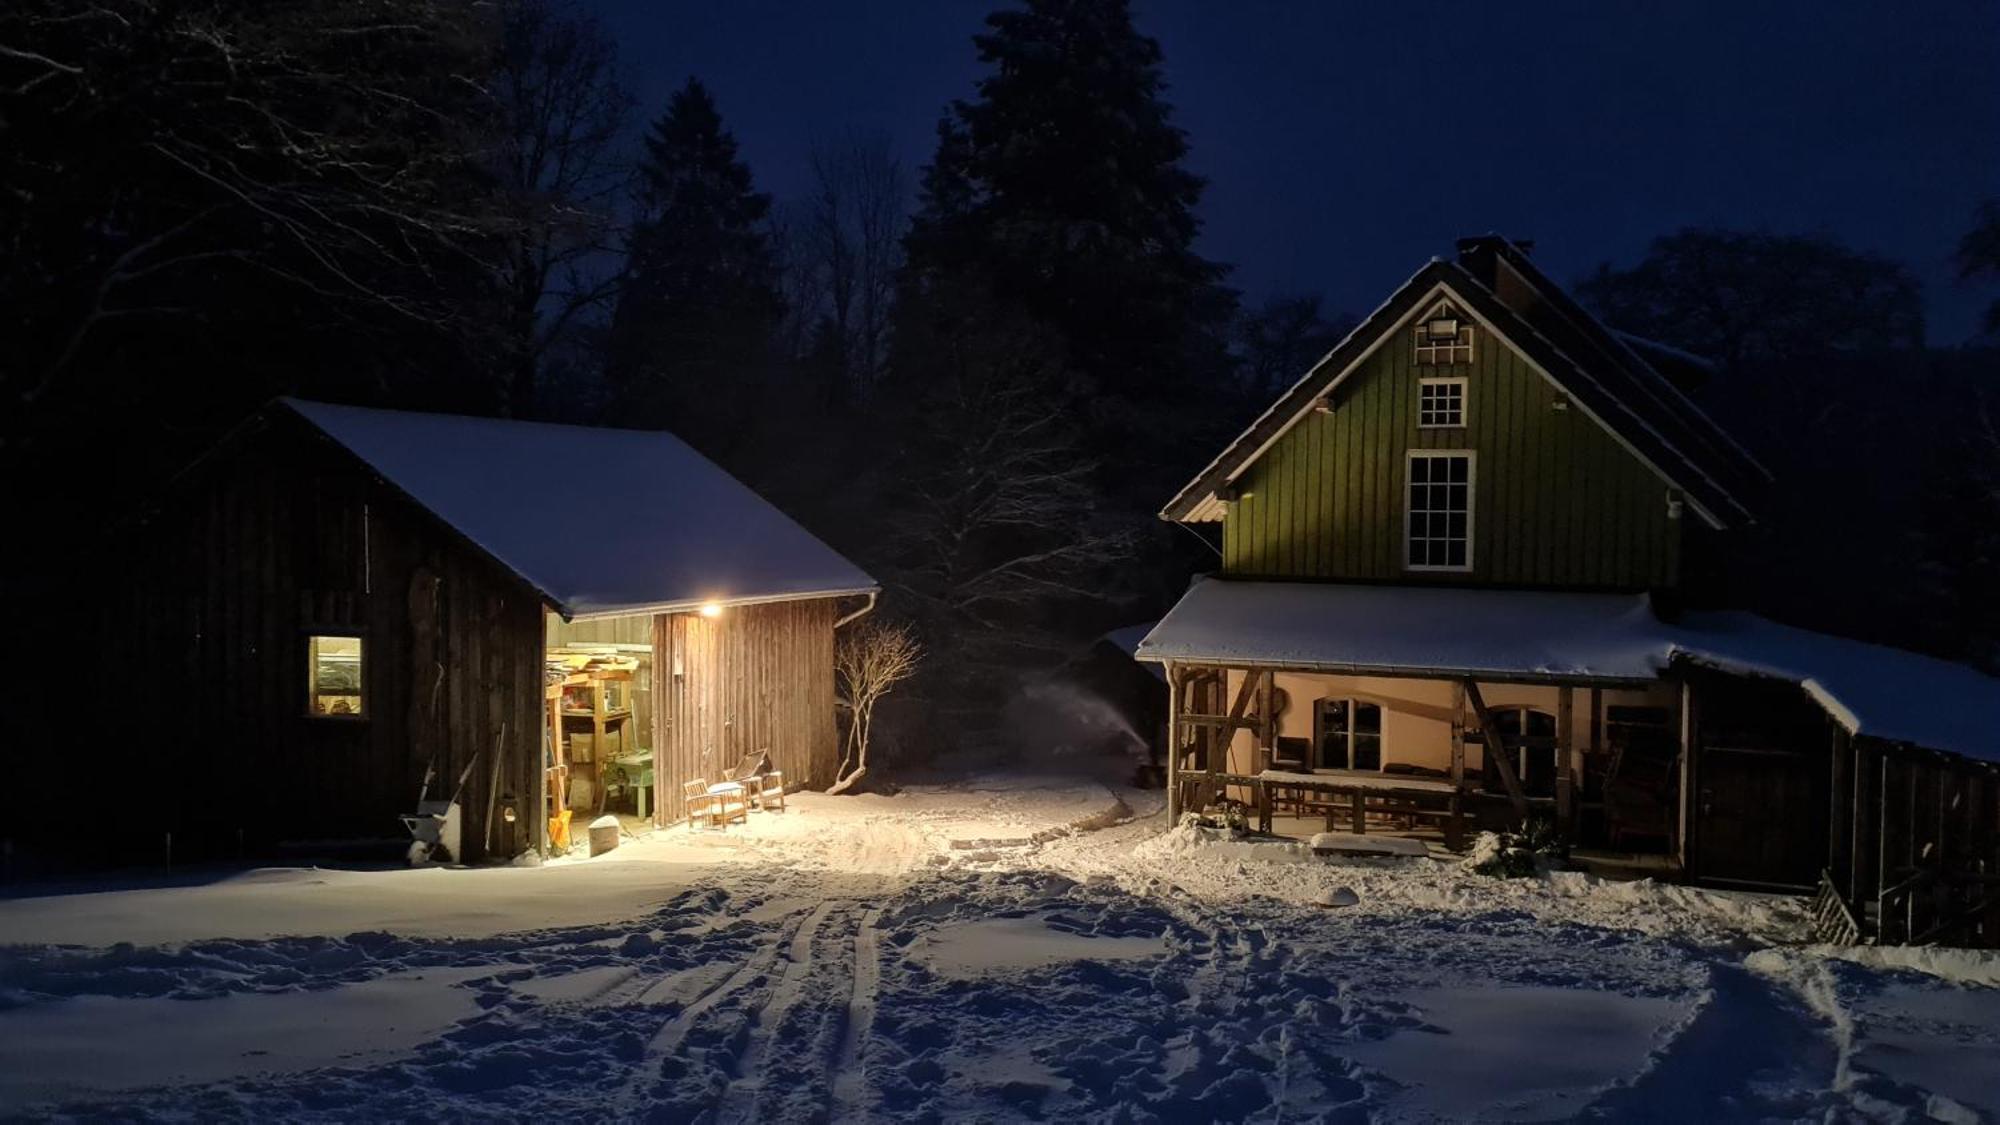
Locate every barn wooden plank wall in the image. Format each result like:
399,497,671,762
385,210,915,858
650,599,840,826
1831,741,2000,947
104,416,541,865
1220,312,1680,590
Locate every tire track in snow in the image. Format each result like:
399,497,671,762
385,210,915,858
830,906,884,1119
712,898,847,1124
615,907,810,1119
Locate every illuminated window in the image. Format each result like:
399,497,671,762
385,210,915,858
308,635,365,717
1418,377,1467,428
1406,451,1473,571
1414,300,1474,364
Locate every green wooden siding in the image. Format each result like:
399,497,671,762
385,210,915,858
1221,319,1681,589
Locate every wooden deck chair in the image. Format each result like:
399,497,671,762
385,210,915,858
683,778,721,830
757,770,785,813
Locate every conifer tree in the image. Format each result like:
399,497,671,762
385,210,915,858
904,0,1236,417
606,78,781,453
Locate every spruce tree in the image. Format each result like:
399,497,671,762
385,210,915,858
896,0,1239,648
607,78,781,454
904,0,1235,413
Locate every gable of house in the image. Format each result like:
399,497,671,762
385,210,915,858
1220,281,1686,589
1167,244,1762,592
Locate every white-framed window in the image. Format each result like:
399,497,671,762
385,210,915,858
1418,377,1467,428
1406,451,1474,571
1414,300,1474,364
1313,697,1384,771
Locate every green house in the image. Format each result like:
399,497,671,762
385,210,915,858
1138,237,2000,943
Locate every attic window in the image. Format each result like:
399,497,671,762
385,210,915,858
1414,302,1473,364
1418,378,1466,428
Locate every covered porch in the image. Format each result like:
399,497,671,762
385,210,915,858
1141,580,1686,855
1140,577,2000,937
1159,664,1681,856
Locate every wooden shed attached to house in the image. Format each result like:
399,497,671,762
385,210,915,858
98,398,874,866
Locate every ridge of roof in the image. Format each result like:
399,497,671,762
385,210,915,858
1438,265,1752,527
1612,330,1718,374
1466,237,1771,485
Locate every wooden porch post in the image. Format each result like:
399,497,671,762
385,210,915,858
1463,680,1529,819
1449,681,1467,787
1676,676,1697,877
1254,669,1275,773
1828,727,1852,892
1448,681,1467,850
1167,668,1181,823
1557,685,1575,838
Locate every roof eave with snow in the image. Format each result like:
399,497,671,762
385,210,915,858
1139,578,2000,765
281,398,878,622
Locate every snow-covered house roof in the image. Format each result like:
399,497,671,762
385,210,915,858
283,398,876,620
1136,578,2000,764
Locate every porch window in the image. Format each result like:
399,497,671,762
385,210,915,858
1482,706,1557,798
308,634,364,717
1313,698,1384,771
1406,451,1473,571
1418,377,1467,428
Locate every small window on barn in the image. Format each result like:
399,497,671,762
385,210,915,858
1406,451,1473,571
1418,377,1467,428
1414,301,1473,364
308,635,365,718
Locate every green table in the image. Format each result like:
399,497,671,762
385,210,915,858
609,753,655,819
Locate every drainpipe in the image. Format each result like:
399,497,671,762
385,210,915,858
833,590,878,629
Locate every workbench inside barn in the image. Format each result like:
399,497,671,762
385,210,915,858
545,649,643,823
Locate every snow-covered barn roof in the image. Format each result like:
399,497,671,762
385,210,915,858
1136,578,2000,764
283,398,876,620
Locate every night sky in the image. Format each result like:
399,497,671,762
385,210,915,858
588,1,2000,342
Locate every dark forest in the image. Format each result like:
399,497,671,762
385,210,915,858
4,0,1996,767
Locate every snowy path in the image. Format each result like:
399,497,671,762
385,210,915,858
2,779,1998,1121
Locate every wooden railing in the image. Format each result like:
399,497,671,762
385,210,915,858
1807,869,1865,946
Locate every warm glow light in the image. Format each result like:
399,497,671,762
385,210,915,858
700,601,723,618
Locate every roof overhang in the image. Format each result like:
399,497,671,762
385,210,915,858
1136,578,1668,683
562,585,880,623
1138,577,2000,764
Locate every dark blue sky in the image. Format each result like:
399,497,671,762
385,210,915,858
589,1,2000,342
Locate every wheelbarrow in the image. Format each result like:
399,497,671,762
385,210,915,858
401,757,477,866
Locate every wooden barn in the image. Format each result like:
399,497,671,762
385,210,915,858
100,398,875,865
1139,236,2000,945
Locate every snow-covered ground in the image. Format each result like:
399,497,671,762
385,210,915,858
3,774,1997,1122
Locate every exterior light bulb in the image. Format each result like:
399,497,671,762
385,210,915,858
700,602,723,618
